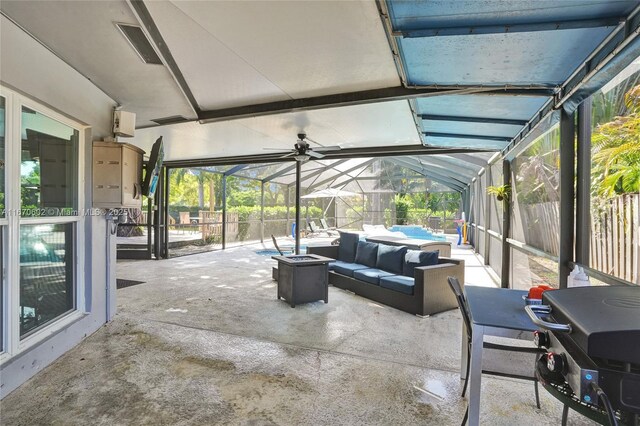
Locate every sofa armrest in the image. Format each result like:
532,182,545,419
436,256,462,266
413,258,464,316
420,242,451,257
307,244,339,259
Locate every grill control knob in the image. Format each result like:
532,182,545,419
534,331,549,348
547,352,566,374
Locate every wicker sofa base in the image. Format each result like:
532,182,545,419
328,271,425,315
308,244,464,316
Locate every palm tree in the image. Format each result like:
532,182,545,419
592,84,640,197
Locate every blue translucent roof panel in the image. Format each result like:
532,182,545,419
398,28,611,85
388,1,637,30
421,120,521,138
387,1,637,85
415,95,547,120
424,136,507,150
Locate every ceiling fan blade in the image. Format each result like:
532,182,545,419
280,152,295,158
307,150,325,159
263,147,291,152
314,145,342,152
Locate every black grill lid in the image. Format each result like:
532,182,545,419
542,286,640,365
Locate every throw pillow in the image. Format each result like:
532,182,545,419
403,250,439,277
354,241,379,267
338,231,360,263
376,244,408,274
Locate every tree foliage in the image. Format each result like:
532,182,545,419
591,84,640,197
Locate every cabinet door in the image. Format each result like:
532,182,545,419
93,146,122,207
121,146,142,208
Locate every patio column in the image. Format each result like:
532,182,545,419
559,109,576,288
260,182,265,243
500,159,511,288
575,98,592,266
484,167,491,265
222,174,227,250
163,167,170,259
295,161,301,254
286,186,290,236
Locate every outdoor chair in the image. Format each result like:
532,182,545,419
447,277,543,425
307,221,323,237
319,218,339,236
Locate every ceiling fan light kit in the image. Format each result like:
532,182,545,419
263,132,342,162
293,154,310,162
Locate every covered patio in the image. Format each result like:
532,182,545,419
2,244,594,425
1,1,639,425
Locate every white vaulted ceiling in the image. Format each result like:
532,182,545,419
2,0,638,190
145,0,400,110
132,100,420,161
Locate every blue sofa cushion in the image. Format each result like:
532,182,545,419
331,261,369,277
355,241,379,267
376,244,408,274
353,268,394,285
403,250,439,277
338,231,360,263
380,275,415,295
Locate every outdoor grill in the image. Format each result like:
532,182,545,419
526,286,640,426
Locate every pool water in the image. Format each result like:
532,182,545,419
388,225,447,241
256,246,307,256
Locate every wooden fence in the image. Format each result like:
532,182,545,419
519,202,560,256
516,194,638,285
590,194,639,285
199,210,239,240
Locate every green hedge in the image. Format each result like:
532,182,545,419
228,206,323,240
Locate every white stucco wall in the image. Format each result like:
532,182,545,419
0,15,118,398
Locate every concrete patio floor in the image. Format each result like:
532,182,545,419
1,244,597,425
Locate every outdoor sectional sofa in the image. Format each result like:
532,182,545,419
307,232,464,316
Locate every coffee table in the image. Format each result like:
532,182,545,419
271,254,333,307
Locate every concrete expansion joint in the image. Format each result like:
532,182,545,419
145,317,461,376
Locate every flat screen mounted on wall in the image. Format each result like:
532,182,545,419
142,136,164,198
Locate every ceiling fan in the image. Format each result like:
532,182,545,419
266,133,341,254
265,133,341,162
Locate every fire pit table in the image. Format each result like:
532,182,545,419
271,254,333,308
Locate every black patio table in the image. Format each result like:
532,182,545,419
462,286,538,426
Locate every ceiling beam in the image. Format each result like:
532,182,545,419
423,132,512,143
419,114,529,126
393,17,622,38
164,145,496,168
127,0,201,116
197,85,556,124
